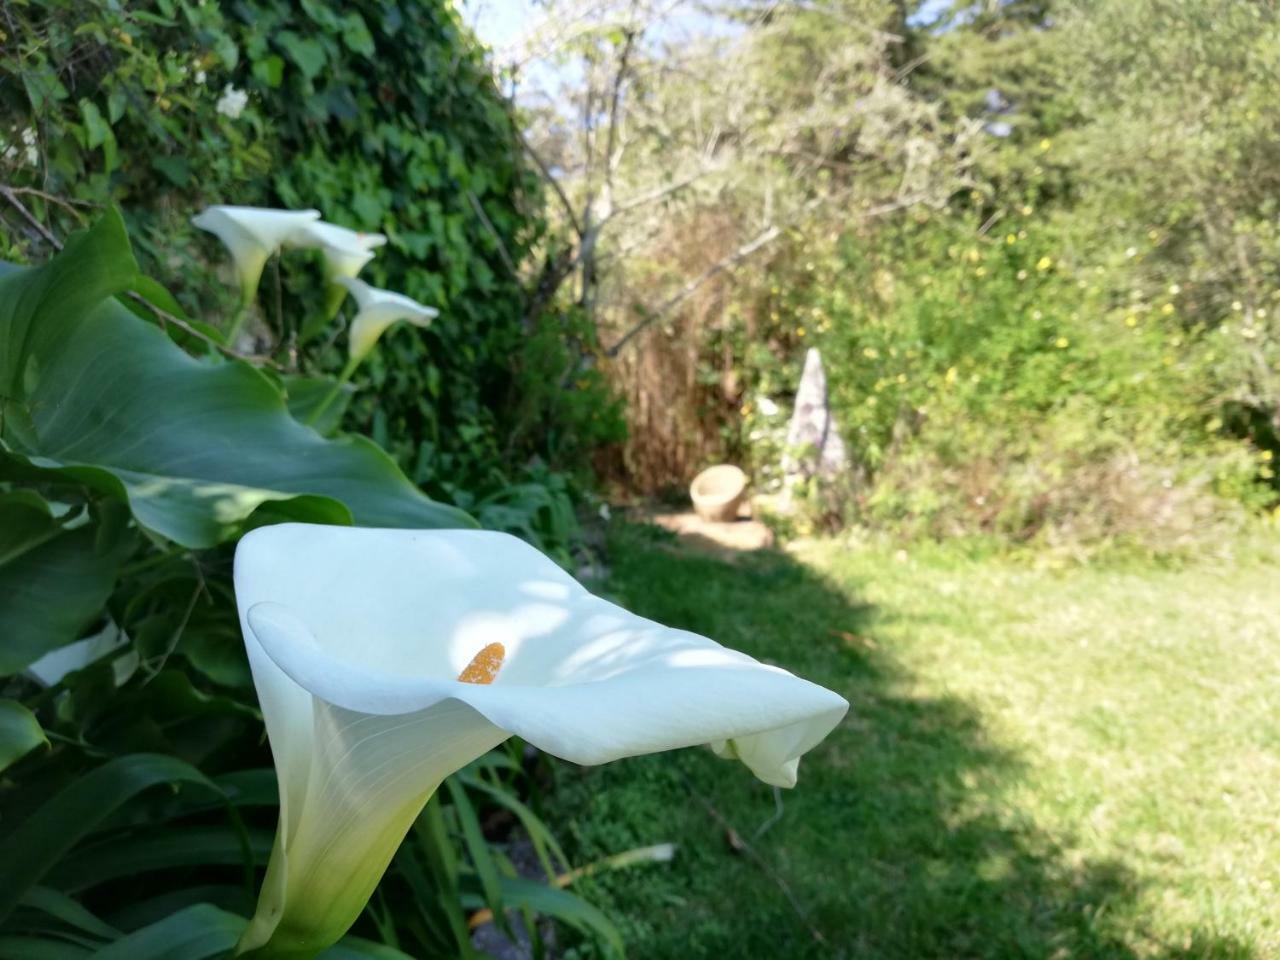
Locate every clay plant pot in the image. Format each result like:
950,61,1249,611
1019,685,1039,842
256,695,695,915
690,464,748,522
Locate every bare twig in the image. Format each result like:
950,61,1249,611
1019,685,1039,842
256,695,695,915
678,771,828,946
605,223,782,356
607,167,709,221
126,291,282,368
466,189,522,281
517,125,583,237
0,184,62,249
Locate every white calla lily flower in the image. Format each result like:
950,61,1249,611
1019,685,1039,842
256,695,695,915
287,220,387,283
233,523,847,957
191,206,321,305
338,276,438,363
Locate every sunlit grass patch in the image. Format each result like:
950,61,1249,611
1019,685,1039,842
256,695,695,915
549,524,1280,959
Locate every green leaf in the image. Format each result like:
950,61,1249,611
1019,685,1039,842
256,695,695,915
0,936,93,959
18,886,120,941
458,771,568,883
0,210,474,548
150,155,191,188
0,490,60,565
284,374,355,437
92,904,243,960
0,753,221,922
277,31,327,80
445,777,505,930
323,936,416,959
48,826,272,893
252,54,285,88
340,14,376,57
78,99,110,150
0,519,124,675
498,877,625,958
0,699,47,771
90,904,415,960
0,205,137,400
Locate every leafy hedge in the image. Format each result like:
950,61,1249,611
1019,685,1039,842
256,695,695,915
1,0,621,534
0,4,626,955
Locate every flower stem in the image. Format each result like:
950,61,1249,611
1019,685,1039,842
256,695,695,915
224,300,250,347
306,356,360,428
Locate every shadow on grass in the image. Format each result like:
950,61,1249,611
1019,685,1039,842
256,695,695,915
545,524,1253,960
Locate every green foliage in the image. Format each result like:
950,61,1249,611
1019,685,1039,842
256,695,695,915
0,0,622,549
711,0,1280,551
0,217,618,958
550,524,1280,957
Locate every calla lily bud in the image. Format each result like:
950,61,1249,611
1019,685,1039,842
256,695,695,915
337,277,438,363
287,221,387,283
233,523,848,958
287,221,388,323
192,206,321,304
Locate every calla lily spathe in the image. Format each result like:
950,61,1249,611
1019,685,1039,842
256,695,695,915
288,221,387,286
192,206,321,303
234,523,847,957
338,277,438,362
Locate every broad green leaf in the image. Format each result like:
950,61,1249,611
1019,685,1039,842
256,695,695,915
284,373,355,437
277,31,327,80
91,904,416,960
0,699,46,771
323,935,416,959
48,826,272,893
0,753,221,921
0,210,473,548
0,936,93,959
0,519,124,675
0,490,59,563
92,904,243,960
18,887,120,941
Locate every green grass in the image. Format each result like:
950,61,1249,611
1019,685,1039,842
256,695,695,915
546,525,1280,960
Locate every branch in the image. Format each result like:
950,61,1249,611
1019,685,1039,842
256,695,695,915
1,185,62,249
604,22,638,181
607,166,709,221
466,189,522,282
605,223,782,357
517,126,584,237
604,190,933,358
125,292,282,368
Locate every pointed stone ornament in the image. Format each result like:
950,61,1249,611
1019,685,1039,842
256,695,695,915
782,348,848,488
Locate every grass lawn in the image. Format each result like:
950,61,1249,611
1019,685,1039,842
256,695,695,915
546,525,1280,960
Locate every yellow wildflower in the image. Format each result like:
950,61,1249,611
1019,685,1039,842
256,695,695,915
1036,256,1053,272
1055,337,1070,349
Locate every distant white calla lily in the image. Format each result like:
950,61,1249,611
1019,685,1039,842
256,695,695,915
286,221,388,329
287,220,387,284
233,523,847,957
339,276,438,363
191,206,321,306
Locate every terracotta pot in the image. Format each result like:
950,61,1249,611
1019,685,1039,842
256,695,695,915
690,464,748,522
